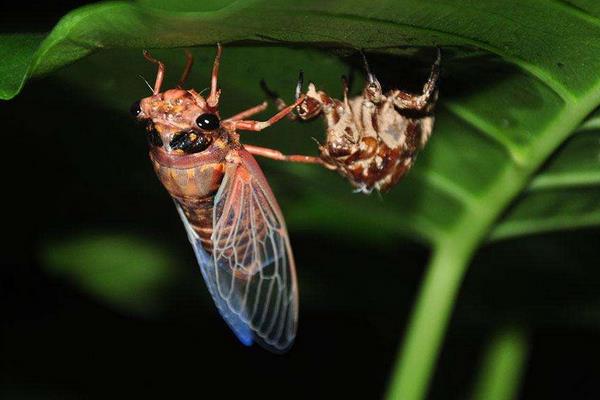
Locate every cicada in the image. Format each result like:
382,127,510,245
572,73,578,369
267,50,440,194
130,45,318,352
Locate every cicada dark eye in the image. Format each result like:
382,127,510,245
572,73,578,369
195,113,220,130
130,100,142,117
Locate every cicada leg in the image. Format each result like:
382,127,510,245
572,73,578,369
177,50,194,88
207,43,223,109
143,49,195,93
224,102,269,122
389,48,441,112
261,73,330,122
223,95,306,132
260,79,299,121
244,144,334,167
143,50,165,95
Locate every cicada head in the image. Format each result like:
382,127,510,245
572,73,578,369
131,46,226,155
131,88,222,154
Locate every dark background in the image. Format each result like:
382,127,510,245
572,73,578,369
2,3,600,399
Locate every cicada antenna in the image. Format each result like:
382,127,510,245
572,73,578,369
137,74,154,93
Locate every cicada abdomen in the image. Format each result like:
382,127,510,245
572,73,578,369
130,45,313,352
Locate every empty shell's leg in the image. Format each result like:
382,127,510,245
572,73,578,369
207,43,223,109
261,72,327,122
390,49,441,111
143,50,165,95
245,145,332,167
225,95,305,131
177,50,194,88
225,102,269,122
260,79,298,120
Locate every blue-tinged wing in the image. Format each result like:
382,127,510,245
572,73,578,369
175,204,254,346
211,150,298,353
176,149,298,353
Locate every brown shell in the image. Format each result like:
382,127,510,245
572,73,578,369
298,53,439,193
316,91,435,193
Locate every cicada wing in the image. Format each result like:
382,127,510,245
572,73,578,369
211,150,299,352
175,204,253,346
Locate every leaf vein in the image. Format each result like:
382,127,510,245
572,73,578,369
443,102,528,166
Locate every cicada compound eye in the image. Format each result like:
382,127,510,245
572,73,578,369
130,100,142,117
195,113,220,130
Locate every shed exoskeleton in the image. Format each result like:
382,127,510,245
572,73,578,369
264,49,440,193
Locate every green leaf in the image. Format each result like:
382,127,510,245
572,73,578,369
0,34,44,99
41,233,178,316
4,1,600,400
491,112,600,240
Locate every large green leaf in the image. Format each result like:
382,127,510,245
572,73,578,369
3,1,600,400
491,111,600,240
41,232,178,316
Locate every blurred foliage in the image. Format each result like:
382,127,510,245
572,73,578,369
470,325,529,400
2,1,600,400
41,233,177,316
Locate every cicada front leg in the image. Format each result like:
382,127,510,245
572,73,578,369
389,48,441,112
222,95,305,131
221,93,332,167
225,101,269,121
261,72,334,122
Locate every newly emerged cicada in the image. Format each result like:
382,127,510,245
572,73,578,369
131,45,317,352
267,50,440,193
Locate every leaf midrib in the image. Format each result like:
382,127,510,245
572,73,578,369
435,84,600,249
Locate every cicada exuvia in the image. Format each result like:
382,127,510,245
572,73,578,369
131,45,319,352
265,49,440,194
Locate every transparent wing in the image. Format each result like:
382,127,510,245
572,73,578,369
175,204,254,346
211,150,298,352
175,150,298,352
